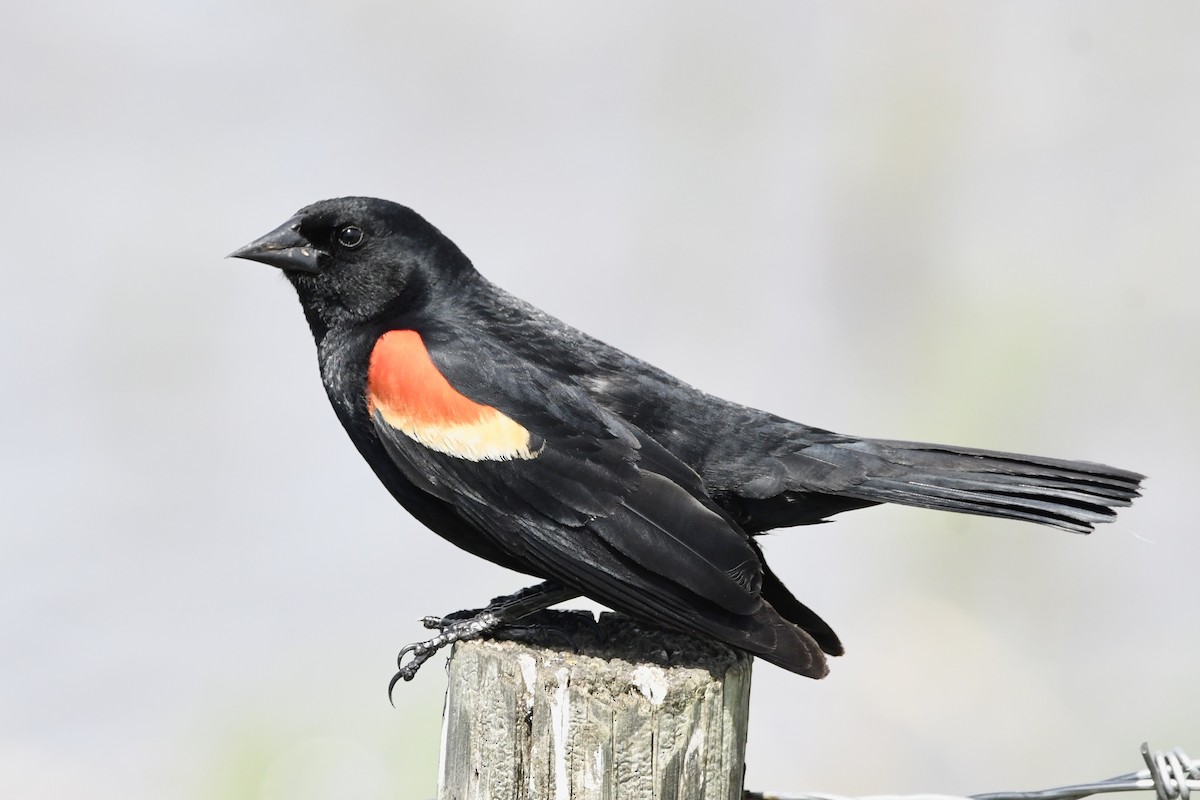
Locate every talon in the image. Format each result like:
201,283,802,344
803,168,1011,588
391,644,431,693
396,641,420,669
387,583,580,700
387,670,403,705
387,661,423,703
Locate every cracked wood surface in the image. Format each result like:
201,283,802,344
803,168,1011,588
437,610,753,800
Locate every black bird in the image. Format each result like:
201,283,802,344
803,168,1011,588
230,196,1143,683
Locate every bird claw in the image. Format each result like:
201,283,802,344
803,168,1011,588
388,610,502,700
387,582,580,702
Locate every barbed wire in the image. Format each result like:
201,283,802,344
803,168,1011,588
746,743,1198,800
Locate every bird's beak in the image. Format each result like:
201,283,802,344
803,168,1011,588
227,215,323,274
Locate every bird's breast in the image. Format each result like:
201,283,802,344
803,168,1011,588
366,329,539,462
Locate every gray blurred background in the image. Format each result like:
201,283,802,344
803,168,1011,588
3,2,1196,798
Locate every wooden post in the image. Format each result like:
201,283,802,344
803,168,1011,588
437,610,753,800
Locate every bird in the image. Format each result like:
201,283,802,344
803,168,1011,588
229,196,1143,685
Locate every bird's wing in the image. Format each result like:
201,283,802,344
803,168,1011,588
363,328,765,617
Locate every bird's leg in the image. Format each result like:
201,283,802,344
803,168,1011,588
390,581,580,692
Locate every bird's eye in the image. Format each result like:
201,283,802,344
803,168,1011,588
336,225,364,249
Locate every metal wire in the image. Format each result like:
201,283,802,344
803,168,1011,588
745,743,1199,800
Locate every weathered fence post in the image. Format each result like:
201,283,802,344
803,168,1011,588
437,610,753,800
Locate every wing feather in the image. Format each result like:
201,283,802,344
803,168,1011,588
367,329,765,616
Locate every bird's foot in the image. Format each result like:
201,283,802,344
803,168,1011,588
430,608,583,648
388,581,582,699
390,610,502,694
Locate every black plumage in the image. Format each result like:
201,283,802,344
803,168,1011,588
230,196,1143,680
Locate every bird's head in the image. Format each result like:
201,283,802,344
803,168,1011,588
229,197,474,334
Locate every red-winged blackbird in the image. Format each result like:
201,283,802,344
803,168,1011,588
230,196,1143,682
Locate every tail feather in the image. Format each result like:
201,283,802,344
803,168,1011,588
842,440,1143,533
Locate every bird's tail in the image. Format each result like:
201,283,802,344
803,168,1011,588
838,439,1143,533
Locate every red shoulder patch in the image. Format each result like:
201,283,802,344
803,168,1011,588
366,330,539,461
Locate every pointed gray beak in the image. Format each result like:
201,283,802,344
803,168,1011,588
227,215,323,273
